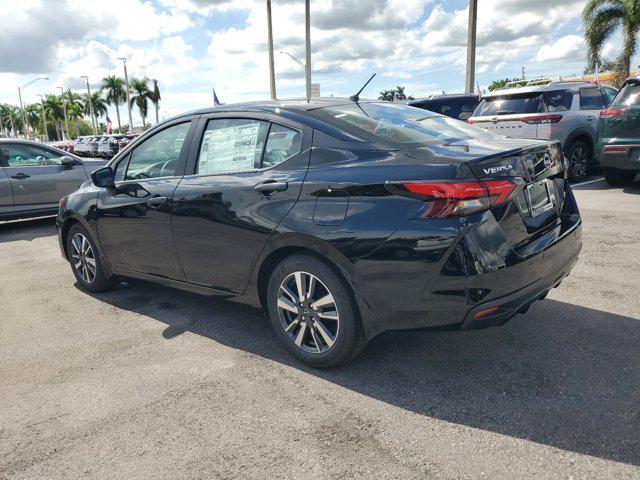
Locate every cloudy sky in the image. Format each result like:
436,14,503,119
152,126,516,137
0,0,631,126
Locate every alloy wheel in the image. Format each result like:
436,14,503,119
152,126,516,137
71,233,96,284
276,271,340,353
570,146,588,179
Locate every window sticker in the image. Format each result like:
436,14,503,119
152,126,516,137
198,122,261,173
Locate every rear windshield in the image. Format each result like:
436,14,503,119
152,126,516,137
474,90,573,116
314,102,494,146
611,83,640,107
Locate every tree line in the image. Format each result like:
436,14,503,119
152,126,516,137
0,76,161,140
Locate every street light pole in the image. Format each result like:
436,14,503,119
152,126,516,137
465,0,478,94
118,57,134,132
267,0,277,100
305,0,312,101
36,94,49,142
17,76,49,139
81,76,97,135
57,86,70,140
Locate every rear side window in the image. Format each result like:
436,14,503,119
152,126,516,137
196,119,269,174
602,87,618,106
611,83,640,107
543,90,573,112
425,101,453,117
579,87,606,110
263,124,302,168
458,100,479,120
474,93,543,116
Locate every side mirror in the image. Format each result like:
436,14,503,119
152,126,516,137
91,166,115,189
61,155,82,168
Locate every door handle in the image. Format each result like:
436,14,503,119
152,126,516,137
11,173,30,180
254,181,288,196
586,117,594,121
146,196,167,208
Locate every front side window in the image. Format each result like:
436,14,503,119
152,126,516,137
0,145,63,167
314,102,495,146
125,122,190,180
263,124,302,168
579,87,606,110
196,118,269,174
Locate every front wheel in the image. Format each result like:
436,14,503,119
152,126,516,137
566,140,591,182
66,224,113,293
603,167,637,187
266,254,366,368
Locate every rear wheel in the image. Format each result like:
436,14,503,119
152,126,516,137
266,254,365,368
566,140,590,182
66,224,112,292
603,167,637,187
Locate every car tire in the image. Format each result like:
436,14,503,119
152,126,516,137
565,140,590,182
266,254,366,368
603,167,637,187
66,223,113,293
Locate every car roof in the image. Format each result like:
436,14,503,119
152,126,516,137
408,93,480,103
482,81,600,98
181,97,381,117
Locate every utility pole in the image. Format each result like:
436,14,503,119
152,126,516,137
465,0,478,94
305,0,312,101
118,57,134,132
81,76,97,135
267,0,277,99
521,66,526,80
36,94,49,141
57,86,70,140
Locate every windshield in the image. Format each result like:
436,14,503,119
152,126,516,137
611,83,640,107
314,103,494,145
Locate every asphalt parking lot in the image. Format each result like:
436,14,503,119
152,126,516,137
1,177,639,479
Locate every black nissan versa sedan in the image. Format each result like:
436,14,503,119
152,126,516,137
57,98,582,368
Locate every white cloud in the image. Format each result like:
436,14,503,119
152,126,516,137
536,35,584,62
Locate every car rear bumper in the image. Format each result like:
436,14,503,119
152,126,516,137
355,187,582,336
599,144,640,171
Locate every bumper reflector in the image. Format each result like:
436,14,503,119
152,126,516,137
473,306,499,318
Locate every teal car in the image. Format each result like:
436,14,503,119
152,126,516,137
598,76,640,186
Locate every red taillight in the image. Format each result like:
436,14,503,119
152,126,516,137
516,115,562,124
396,179,518,218
604,146,627,153
600,108,628,116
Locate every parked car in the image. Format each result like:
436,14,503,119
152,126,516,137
118,133,139,150
0,139,107,221
598,76,640,186
85,136,103,158
73,136,92,157
57,99,582,368
97,135,124,159
467,79,618,181
407,93,481,121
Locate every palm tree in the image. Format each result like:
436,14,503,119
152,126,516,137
43,95,64,140
64,90,85,138
583,0,640,86
151,79,161,124
102,75,126,133
0,104,9,137
85,90,108,131
25,104,42,137
129,78,154,128
2,105,23,137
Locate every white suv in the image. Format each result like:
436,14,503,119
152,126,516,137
468,80,617,181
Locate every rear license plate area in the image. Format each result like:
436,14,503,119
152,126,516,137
525,180,553,217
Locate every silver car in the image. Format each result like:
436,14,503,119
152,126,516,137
468,79,618,181
0,140,107,221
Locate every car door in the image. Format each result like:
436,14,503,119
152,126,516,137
579,86,608,137
0,143,87,213
95,118,197,279
0,165,14,217
171,114,311,293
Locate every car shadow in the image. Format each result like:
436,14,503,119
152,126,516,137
82,279,640,467
0,216,56,244
571,176,640,194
